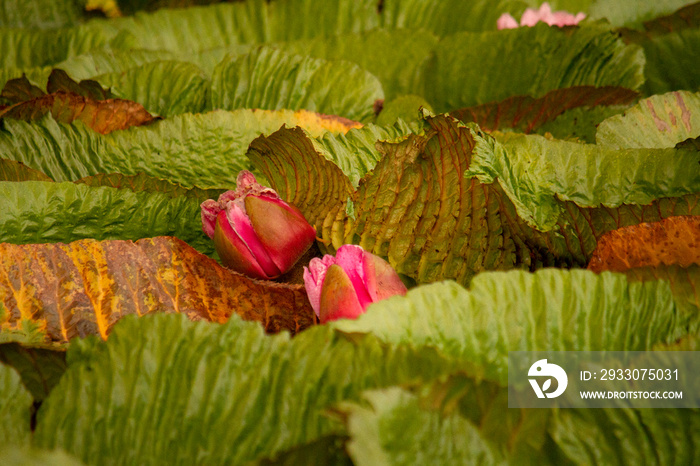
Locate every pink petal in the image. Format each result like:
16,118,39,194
318,264,365,323
303,254,336,317
520,8,541,27
214,210,270,279
233,170,279,202
362,252,408,303
497,13,519,30
245,195,317,274
335,245,373,310
225,202,281,278
201,199,222,239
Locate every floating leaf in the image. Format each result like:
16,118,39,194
0,0,81,29
639,26,700,95
0,236,315,345
34,313,453,464
248,126,356,232
0,343,66,401
342,387,505,466
0,92,155,134
0,159,52,182
46,69,113,101
74,172,224,201
0,180,212,255
423,24,644,112
0,75,45,104
210,46,384,123
597,90,700,148
451,86,638,134
0,363,32,447
332,269,689,384
94,61,208,117
588,216,700,273
279,29,439,100
0,109,356,188
469,131,700,231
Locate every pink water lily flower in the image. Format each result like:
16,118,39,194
497,2,586,29
201,171,316,280
303,244,407,323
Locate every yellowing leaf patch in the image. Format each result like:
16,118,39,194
0,237,315,344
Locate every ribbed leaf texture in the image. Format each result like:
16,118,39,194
0,237,314,345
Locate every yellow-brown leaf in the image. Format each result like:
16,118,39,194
588,215,700,273
0,237,315,344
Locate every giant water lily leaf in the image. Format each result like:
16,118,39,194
0,68,52,97
0,447,84,466
588,216,700,272
210,46,384,123
619,2,700,40
0,237,315,345
0,75,45,104
110,0,381,54
248,126,356,232
596,91,700,148
75,172,225,201
587,0,698,27
468,131,700,231
0,344,66,401
249,116,419,191
0,363,32,446
249,114,700,284
423,23,644,113
278,29,438,100
0,109,357,187
53,48,176,82
0,24,123,69
380,0,527,35
587,216,700,329
0,0,81,29
0,181,212,255
95,61,209,117
338,119,520,284
333,269,689,385
33,313,455,464
451,86,638,134
0,92,155,134
0,159,52,182
0,70,154,134
549,405,700,465
45,69,113,101
536,105,630,143
640,26,700,95
342,387,505,466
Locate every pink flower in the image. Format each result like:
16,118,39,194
201,171,316,280
497,3,585,29
303,244,407,323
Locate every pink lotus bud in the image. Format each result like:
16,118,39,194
303,244,407,323
201,171,317,280
497,2,585,30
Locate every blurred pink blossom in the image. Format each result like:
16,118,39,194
497,3,586,29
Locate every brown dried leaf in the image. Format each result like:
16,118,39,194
0,237,315,344
587,215,700,273
46,69,112,100
450,86,638,134
0,75,45,104
0,91,155,134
